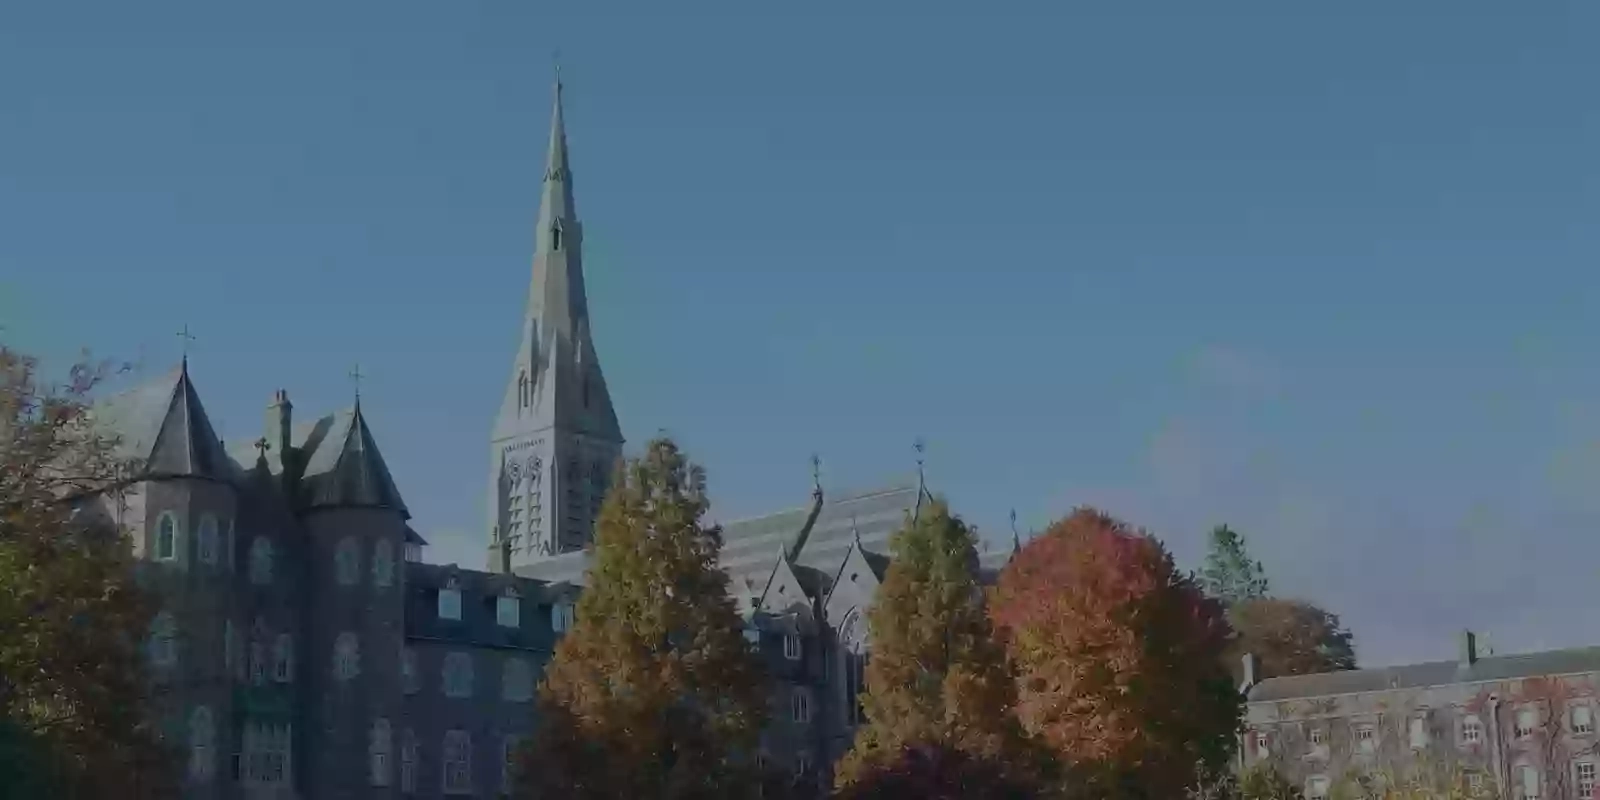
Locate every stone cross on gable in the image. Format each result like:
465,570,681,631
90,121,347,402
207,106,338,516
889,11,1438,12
175,324,197,361
349,364,365,401
253,437,271,462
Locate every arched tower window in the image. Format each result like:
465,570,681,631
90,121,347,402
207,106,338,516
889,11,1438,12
550,221,562,252
372,539,395,588
197,514,218,566
518,369,529,409
155,512,178,561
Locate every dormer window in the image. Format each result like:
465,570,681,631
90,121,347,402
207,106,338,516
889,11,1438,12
783,634,802,661
551,601,574,633
438,580,462,621
497,589,521,628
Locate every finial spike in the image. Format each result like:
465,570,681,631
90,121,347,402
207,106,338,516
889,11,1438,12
349,363,365,403
175,324,197,365
810,453,822,492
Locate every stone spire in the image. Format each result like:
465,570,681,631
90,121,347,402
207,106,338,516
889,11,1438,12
487,73,625,570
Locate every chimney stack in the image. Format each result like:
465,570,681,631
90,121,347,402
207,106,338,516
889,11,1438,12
1241,652,1260,691
265,389,293,464
1459,629,1478,669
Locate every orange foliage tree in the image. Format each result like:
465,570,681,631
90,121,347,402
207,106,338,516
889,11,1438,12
990,507,1240,799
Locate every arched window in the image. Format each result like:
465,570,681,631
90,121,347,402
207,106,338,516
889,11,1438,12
401,647,420,694
442,730,472,794
250,618,269,686
249,537,273,585
442,652,473,699
335,537,360,586
149,611,177,668
334,632,360,681
369,718,392,787
549,221,562,252
372,539,395,589
273,634,294,683
841,609,868,726
189,706,215,781
502,657,533,703
197,513,218,566
155,512,178,561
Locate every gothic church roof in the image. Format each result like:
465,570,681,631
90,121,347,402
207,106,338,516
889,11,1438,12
92,361,237,482
297,402,410,518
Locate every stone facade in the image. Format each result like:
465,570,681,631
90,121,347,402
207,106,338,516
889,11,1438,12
83,80,1019,799
1243,633,1600,799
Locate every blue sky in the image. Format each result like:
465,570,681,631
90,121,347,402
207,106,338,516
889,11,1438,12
2,2,1596,666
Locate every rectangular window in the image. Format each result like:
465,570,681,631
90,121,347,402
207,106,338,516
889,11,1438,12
1356,724,1376,753
1519,764,1539,800
1578,761,1596,798
783,634,802,661
1255,732,1269,758
496,595,520,628
438,587,462,621
1409,716,1429,749
1575,705,1594,736
1306,775,1330,800
1517,708,1538,739
551,603,574,633
1309,727,1325,746
1466,771,1484,792
791,687,811,724
1462,715,1484,745
443,731,472,794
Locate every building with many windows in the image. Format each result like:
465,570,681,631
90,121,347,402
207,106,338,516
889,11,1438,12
82,78,1017,799
1242,631,1600,800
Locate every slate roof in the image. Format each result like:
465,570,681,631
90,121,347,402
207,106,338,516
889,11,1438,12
1248,645,1600,702
298,403,409,517
92,362,237,482
403,561,564,652
721,482,918,590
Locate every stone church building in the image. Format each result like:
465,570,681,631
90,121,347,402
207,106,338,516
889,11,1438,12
84,81,1014,799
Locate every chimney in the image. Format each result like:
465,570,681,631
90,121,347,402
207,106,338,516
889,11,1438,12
1241,652,1260,691
1459,629,1478,669
265,389,292,464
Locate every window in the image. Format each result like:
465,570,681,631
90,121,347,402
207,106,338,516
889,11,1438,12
443,652,474,698
791,687,811,724
370,718,392,787
273,634,293,683
154,512,178,561
149,611,177,668
1574,705,1594,736
1519,764,1539,800
549,221,562,252
249,537,273,585
1305,775,1329,800
401,647,419,694
502,658,533,703
400,729,418,794
501,735,523,794
1462,715,1484,745
242,723,291,787
189,706,215,782
1308,727,1325,747
846,651,868,726
794,751,812,779
1409,716,1429,749
198,514,218,566
743,627,761,646
334,632,360,681
1517,708,1538,739
1255,732,1270,758
443,730,472,794
373,539,395,588
250,636,266,686
1578,760,1596,798
783,634,802,661
336,537,360,586
551,602,574,633
1466,771,1484,792
497,591,520,628
438,581,462,621
1356,724,1376,753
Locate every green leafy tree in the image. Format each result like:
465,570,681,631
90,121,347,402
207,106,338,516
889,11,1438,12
1200,524,1269,605
1227,597,1357,681
835,498,1032,788
830,742,1039,800
991,507,1240,800
0,347,176,799
515,438,768,800
1187,762,1303,800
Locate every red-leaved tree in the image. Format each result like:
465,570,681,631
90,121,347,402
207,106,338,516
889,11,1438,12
990,507,1240,799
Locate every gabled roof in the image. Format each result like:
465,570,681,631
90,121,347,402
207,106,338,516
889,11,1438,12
1248,645,1600,703
92,362,236,483
298,402,409,517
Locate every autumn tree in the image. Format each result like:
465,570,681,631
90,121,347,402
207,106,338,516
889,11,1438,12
1187,763,1303,800
1200,524,1269,605
830,742,1038,800
516,438,768,800
991,507,1240,800
0,346,176,798
835,497,1031,788
1227,597,1356,682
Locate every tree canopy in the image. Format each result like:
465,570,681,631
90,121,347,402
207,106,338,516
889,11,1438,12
1227,597,1357,681
516,438,768,800
991,507,1240,799
835,497,1029,787
831,742,1038,800
0,347,175,798
1199,524,1269,605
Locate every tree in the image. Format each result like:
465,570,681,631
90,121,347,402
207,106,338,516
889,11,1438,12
835,497,1031,788
990,507,1240,800
0,347,176,798
515,438,769,800
830,742,1038,800
1227,597,1356,681
1199,524,1269,605
1187,763,1303,800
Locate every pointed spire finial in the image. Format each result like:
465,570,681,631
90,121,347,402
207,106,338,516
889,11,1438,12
175,324,197,367
349,363,365,404
810,453,822,493
912,437,932,520
1010,509,1022,551
851,514,863,546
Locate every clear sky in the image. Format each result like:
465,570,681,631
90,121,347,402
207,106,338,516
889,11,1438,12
2,2,1596,667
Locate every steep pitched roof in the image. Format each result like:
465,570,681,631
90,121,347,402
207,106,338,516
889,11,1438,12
1248,645,1600,702
298,402,409,517
92,362,236,482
